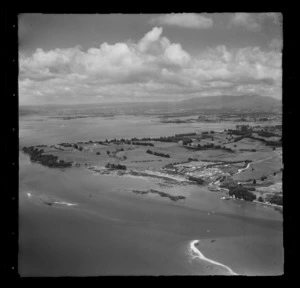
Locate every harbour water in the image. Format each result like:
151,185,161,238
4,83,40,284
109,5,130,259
19,112,283,276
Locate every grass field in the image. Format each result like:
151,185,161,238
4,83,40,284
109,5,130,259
24,128,282,205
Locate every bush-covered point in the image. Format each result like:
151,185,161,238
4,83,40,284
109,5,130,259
269,195,283,206
229,186,256,201
22,146,72,168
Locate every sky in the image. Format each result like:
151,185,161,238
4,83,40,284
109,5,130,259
19,13,282,105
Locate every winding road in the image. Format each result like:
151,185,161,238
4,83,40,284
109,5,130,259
234,150,282,176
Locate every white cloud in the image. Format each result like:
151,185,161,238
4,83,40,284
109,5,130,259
230,13,282,31
230,13,262,31
19,27,282,104
150,13,213,29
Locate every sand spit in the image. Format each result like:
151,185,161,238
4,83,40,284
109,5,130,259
86,166,191,185
26,191,77,207
189,240,238,275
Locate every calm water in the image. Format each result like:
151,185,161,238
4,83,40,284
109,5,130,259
19,114,283,276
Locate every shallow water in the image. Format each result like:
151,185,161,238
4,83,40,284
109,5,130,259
18,114,283,276
19,113,278,146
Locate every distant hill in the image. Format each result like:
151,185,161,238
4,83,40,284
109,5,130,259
19,95,282,117
176,95,281,111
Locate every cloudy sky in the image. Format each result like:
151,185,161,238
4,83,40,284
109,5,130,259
19,13,282,105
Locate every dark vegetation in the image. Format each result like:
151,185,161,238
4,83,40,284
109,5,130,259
59,143,83,151
105,163,127,170
228,133,282,147
175,133,196,137
228,128,253,136
59,142,73,148
239,149,256,152
183,143,234,152
146,150,170,158
258,196,264,202
131,142,154,147
132,189,185,202
257,131,278,138
268,195,283,206
220,177,256,201
22,146,73,168
228,186,256,201
187,176,205,185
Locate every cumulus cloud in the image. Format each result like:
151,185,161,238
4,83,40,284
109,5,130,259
230,13,282,31
150,13,213,29
19,27,282,104
230,13,262,31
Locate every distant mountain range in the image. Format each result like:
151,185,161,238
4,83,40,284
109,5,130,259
177,95,281,111
19,95,282,116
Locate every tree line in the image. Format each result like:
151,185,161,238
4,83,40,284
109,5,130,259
105,163,127,170
22,146,73,168
146,150,170,158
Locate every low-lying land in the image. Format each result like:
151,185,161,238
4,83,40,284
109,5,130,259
159,111,282,125
130,189,186,202
21,124,282,208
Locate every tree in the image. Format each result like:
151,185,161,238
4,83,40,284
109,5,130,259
269,195,282,206
258,196,263,202
229,186,256,201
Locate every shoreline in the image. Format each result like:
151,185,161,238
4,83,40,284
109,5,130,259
86,165,283,212
26,192,78,207
189,240,238,275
